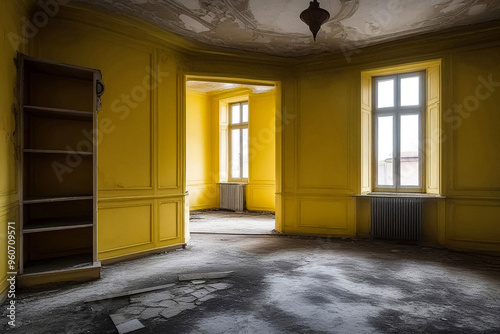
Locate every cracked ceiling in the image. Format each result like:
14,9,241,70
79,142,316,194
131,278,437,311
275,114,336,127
74,0,500,57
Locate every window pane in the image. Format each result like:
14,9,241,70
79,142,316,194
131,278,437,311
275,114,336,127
401,76,420,106
377,116,394,186
231,104,240,124
377,79,394,108
231,129,240,178
400,114,420,186
242,128,248,179
242,103,248,123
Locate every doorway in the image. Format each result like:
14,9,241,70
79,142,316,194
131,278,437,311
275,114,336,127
184,77,280,235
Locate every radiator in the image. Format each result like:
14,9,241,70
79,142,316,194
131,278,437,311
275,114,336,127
219,183,246,212
370,197,422,241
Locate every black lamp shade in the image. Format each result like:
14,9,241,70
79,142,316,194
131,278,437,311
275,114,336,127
300,0,330,41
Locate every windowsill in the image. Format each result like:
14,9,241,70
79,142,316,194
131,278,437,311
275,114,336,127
218,182,249,185
353,192,445,199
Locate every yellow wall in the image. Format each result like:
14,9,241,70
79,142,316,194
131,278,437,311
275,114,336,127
186,88,276,212
247,91,276,211
2,3,499,290
32,5,187,261
0,0,34,301
186,89,217,210
276,28,500,250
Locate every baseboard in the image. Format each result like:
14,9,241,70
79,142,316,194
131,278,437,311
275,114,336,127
100,243,187,265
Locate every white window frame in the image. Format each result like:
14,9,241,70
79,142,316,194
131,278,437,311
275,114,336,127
373,71,425,192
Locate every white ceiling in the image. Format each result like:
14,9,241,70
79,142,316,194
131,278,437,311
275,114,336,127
75,0,500,57
186,81,275,93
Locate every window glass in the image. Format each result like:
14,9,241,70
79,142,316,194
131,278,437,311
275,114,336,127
231,129,240,178
242,103,249,123
401,76,420,106
377,79,394,108
400,115,420,186
377,116,394,186
231,104,240,124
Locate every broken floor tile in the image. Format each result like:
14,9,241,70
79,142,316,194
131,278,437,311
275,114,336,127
109,313,130,326
175,295,197,303
204,286,218,292
115,319,145,334
120,306,145,316
159,299,178,308
160,302,197,319
191,289,211,299
209,283,232,290
182,288,195,294
177,302,196,310
139,307,163,320
138,291,174,303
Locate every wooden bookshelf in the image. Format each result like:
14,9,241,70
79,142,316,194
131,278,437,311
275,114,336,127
18,54,104,286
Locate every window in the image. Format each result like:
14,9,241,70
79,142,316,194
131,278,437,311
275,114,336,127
374,72,424,192
361,60,441,195
229,102,248,181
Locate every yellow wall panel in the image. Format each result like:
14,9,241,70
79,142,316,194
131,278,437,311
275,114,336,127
283,198,297,229
98,205,152,252
247,185,275,211
186,89,215,208
452,49,500,193
448,201,500,243
35,27,154,189
299,199,348,230
158,53,181,189
159,201,179,241
298,71,350,190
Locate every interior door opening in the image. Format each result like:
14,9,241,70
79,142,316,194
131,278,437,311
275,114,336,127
185,77,280,235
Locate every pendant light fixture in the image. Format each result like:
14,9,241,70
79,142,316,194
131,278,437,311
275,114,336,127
300,0,330,41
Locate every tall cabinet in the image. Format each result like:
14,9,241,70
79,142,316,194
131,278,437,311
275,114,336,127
18,54,103,286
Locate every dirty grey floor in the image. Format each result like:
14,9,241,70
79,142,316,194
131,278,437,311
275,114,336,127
3,212,500,334
190,210,275,234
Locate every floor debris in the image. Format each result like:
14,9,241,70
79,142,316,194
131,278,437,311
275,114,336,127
178,271,233,281
84,283,176,303
109,315,145,334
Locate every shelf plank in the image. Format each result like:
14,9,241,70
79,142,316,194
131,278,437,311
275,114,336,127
23,56,96,81
23,196,93,204
24,148,93,156
24,217,93,234
24,105,93,120
21,253,96,275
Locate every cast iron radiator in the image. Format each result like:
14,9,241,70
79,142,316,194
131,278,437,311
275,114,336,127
219,183,246,212
370,197,423,241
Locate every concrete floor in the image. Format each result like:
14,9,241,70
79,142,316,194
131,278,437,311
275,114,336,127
190,210,275,234
3,212,500,333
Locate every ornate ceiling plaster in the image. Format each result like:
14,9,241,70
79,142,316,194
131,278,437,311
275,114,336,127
74,0,500,57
